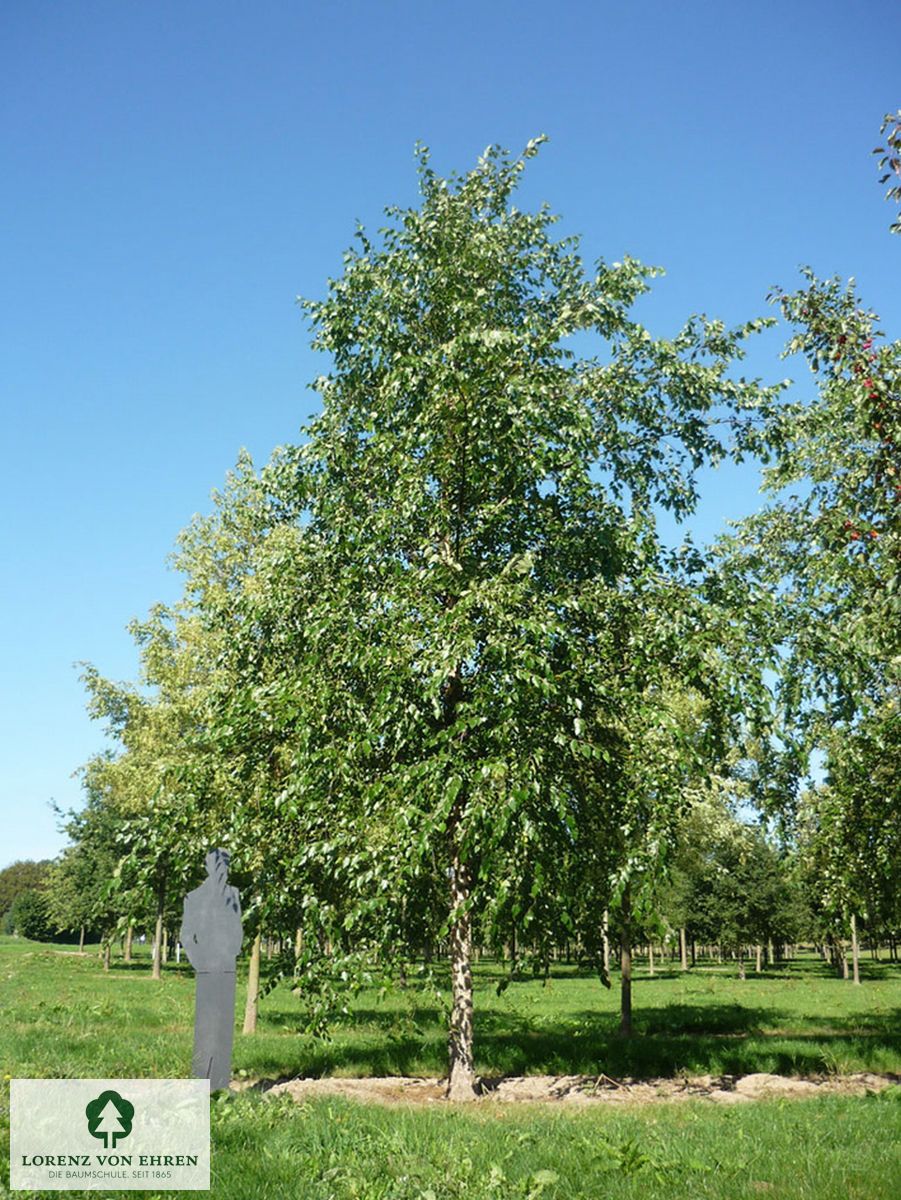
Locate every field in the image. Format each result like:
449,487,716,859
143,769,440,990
1,936,899,1198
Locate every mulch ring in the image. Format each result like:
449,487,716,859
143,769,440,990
244,1071,899,1106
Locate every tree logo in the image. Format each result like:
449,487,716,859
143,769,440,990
85,1089,135,1148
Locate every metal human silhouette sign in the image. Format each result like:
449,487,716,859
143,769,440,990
180,849,243,1091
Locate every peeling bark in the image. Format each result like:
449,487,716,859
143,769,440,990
152,883,165,981
447,854,477,1100
850,914,861,985
243,932,262,1034
619,886,632,1038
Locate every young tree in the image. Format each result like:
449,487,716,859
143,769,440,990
44,846,98,949
80,579,238,977
255,138,782,1096
725,273,900,968
48,773,126,965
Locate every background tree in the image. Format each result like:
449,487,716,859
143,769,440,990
51,769,131,968
2,888,54,941
0,860,50,924
43,846,99,950
79,570,236,978
874,109,901,234
723,272,900,972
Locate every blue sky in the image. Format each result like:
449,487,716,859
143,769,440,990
2,0,899,868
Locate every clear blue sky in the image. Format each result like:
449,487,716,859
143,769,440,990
2,1,898,868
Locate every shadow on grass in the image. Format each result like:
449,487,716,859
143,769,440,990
237,997,901,1082
105,960,193,975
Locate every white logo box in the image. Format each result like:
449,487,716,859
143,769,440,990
10,1079,210,1191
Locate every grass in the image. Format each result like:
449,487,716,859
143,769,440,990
1,936,899,1198
171,1088,901,1199
2,937,898,1081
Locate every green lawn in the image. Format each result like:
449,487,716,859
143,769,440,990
2,936,899,1198
2,937,898,1081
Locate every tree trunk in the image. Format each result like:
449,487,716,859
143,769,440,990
619,886,633,1038
648,942,654,977
850,914,861,985
103,939,111,972
755,944,762,973
441,638,477,1102
680,926,688,971
124,923,133,963
152,884,165,981
294,927,303,963
78,925,85,953
243,932,262,1034
162,925,169,965
738,944,745,981
602,909,610,977
447,853,477,1099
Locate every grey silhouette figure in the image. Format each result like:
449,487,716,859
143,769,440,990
180,849,243,1091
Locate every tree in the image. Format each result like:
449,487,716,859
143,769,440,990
725,272,900,966
243,138,782,1096
79,584,235,978
798,708,901,979
874,109,901,234
51,768,131,967
43,846,98,949
3,888,54,941
0,860,50,921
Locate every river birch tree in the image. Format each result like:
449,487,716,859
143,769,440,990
261,139,783,1097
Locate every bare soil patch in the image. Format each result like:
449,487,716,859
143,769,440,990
251,1070,898,1107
